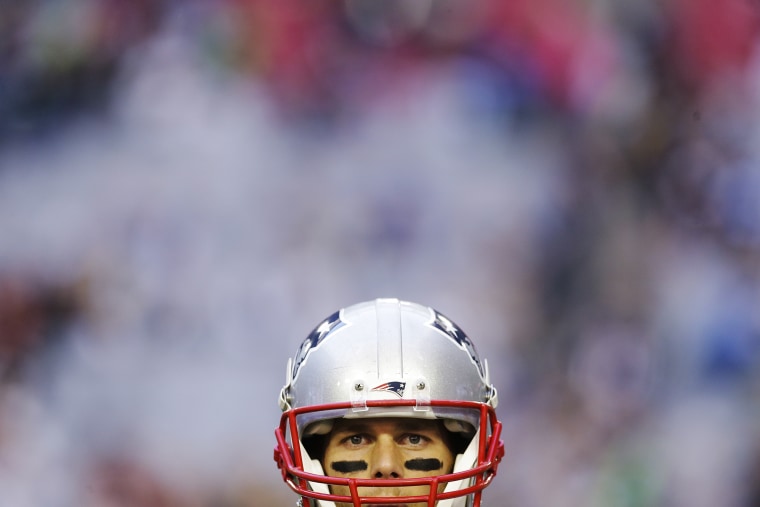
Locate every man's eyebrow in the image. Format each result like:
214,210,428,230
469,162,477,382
332,421,372,433
394,419,441,432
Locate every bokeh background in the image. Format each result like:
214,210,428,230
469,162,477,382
2,0,760,506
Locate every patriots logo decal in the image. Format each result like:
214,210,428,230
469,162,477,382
371,381,406,397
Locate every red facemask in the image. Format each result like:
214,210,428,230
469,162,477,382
274,399,504,507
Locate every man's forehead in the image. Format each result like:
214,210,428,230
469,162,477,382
332,417,442,433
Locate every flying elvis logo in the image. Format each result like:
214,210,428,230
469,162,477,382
371,381,406,397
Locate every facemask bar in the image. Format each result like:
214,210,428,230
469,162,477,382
274,399,504,507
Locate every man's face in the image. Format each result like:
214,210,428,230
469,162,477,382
321,417,456,507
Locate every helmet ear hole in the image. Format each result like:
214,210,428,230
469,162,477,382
302,434,328,462
445,428,473,457
442,418,476,456
301,419,334,460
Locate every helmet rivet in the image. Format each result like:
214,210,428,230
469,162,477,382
417,381,426,390
354,383,364,391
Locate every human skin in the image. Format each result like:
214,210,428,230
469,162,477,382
322,417,455,507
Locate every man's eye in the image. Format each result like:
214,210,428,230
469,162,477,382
406,434,423,445
349,435,364,445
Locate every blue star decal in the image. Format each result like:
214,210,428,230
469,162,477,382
431,311,485,378
291,311,345,380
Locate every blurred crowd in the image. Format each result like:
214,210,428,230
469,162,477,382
2,0,760,506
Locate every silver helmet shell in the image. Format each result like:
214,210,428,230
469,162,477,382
279,298,497,429
275,298,502,507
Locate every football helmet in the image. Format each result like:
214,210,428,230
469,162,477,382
274,298,503,507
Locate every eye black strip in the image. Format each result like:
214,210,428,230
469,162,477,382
330,460,368,473
404,458,443,471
